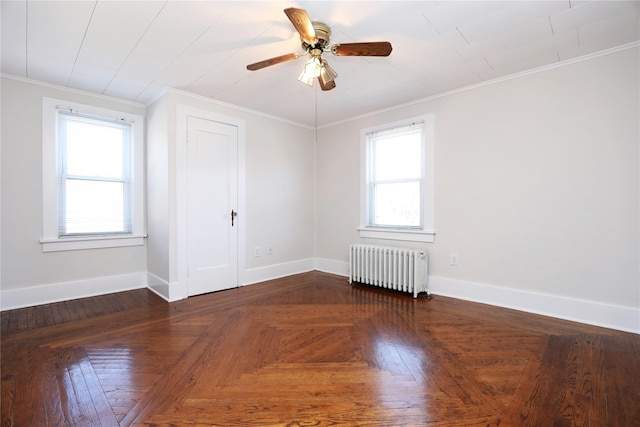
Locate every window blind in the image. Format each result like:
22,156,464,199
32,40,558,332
57,111,133,236
366,122,425,228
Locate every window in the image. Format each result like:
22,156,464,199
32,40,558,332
360,115,434,242
41,97,145,251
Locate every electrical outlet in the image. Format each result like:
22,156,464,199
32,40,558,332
267,247,273,255
450,253,459,266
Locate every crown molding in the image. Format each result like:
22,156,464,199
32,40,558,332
0,73,146,109
319,41,640,129
3,40,638,131
162,87,315,130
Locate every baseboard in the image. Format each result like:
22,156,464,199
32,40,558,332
0,272,147,311
242,258,315,286
149,258,318,301
314,257,349,277
146,272,185,302
148,259,316,300
429,276,640,334
313,259,639,334
4,262,637,334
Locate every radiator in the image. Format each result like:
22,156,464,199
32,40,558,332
349,244,428,298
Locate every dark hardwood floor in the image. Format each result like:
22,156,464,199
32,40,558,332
2,271,639,426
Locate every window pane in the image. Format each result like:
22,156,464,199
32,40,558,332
64,118,125,178
63,180,126,234
373,182,421,227
374,132,421,181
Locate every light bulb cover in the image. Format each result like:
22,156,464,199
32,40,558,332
319,60,338,83
298,69,315,86
297,55,323,86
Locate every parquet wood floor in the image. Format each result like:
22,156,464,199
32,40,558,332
2,271,639,426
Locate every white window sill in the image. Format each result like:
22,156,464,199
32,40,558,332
40,234,146,252
358,228,435,243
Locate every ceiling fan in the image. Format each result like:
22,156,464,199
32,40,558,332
246,8,393,91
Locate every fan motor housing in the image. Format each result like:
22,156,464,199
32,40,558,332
302,22,331,51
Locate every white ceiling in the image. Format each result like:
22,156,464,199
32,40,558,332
2,1,639,127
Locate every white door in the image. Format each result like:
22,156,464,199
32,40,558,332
187,116,238,296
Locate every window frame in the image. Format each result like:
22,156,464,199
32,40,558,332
359,114,435,243
41,97,146,252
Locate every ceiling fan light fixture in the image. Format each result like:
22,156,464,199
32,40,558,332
319,60,338,84
247,7,392,92
298,56,322,86
298,70,315,86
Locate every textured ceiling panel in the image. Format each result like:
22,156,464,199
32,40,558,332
1,1,637,127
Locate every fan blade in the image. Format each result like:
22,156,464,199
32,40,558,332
246,53,302,71
331,42,392,57
284,8,317,45
318,74,336,91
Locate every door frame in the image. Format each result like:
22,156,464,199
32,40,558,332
175,104,246,300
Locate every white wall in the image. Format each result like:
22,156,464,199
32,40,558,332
145,90,316,298
146,93,172,283
316,47,640,332
1,77,148,308
1,80,316,308
2,47,638,333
